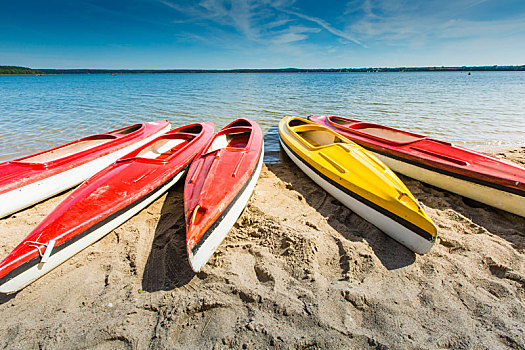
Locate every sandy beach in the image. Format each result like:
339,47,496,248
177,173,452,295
0,147,524,349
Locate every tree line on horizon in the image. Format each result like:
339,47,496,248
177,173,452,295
1,65,524,75
0,66,38,74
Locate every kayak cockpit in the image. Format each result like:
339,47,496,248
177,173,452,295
14,135,118,164
353,125,422,144
133,125,203,161
226,119,252,128
208,132,250,152
109,123,143,135
328,117,356,126
287,119,345,149
187,120,256,191
207,125,253,153
296,129,346,148
135,138,189,160
12,124,148,165
327,117,425,146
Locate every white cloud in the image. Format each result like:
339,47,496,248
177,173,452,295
271,25,321,44
159,0,366,48
438,17,525,39
160,0,258,39
282,9,365,46
272,32,308,44
159,0,301,37
344,0,525,46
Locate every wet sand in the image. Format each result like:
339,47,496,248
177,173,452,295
0,148,524,349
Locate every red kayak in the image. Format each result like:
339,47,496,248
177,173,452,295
0,120,171,218
0,122,214,293
308,115,525,217
185,119,263,272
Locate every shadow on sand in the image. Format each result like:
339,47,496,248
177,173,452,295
270,145,416,270
0,292,16,306
141,181,195,292
397,173,525,252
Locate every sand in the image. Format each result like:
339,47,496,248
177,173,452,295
0,147,524,349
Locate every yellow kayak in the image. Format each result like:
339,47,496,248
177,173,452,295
279,116,437,254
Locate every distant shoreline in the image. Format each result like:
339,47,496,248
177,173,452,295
1,65,524,75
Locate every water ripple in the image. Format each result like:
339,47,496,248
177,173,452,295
1,72,524,162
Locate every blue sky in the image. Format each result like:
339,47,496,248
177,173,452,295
1,0,524,69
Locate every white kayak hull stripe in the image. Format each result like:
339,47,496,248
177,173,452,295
369,151,525,218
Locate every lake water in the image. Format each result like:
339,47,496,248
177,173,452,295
1,72,524,163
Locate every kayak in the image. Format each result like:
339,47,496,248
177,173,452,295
185,118,263,272
0,120,171,218
308,115,525,217
0,122,214,293
279,116,437,254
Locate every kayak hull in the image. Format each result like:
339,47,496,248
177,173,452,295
0,121,171,218
280,139,433,254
